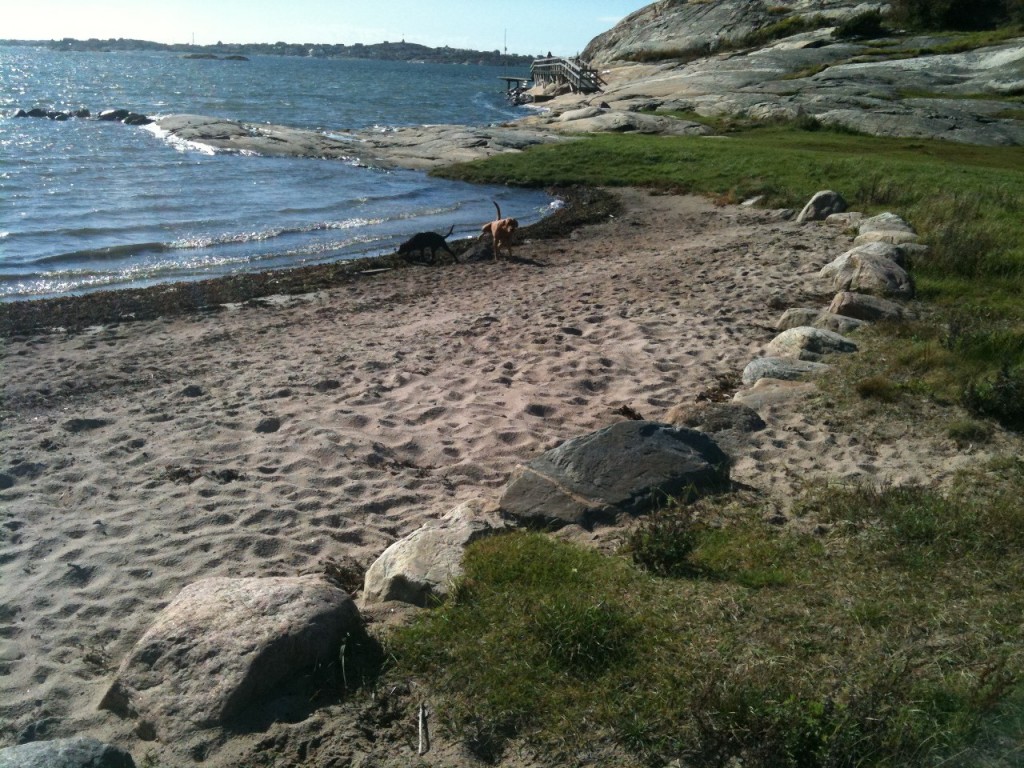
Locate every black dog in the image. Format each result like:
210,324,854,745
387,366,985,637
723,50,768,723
397,225,455,262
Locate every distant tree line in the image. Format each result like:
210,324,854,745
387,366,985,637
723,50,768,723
0,37,536,67
889,0,1024,30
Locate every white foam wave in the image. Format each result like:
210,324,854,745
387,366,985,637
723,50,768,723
142,121,263,157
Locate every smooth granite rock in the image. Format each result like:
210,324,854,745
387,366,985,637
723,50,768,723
829,291,909,322
742,356,831,386
499,420,730,530
101,575,359,738
797,190,847,223
0,738,135,768
362,500,504,607
765,325,858,362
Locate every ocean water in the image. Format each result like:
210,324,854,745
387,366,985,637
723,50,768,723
0,45,551,300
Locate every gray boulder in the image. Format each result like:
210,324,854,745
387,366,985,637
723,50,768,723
828,291,909,322
100,575,359,738
819,244,915,298
825,211,864,229
664,401,766,455
499,421,730,530
776,307,867,335
859,212,915,235
0,738,135,768
362,501,503,607
734,377,818,409
823,241,911,271
765,326,858,362
97,109,131,122
664,401,766,435
121,113,152,126
853,229,920,246
797,190,847,223
742,356,831,386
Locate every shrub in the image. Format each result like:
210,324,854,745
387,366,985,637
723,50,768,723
947,418,993,445
855,375,901,402
888,0,1015,30
624,504,700,576
833,10,886,39
963,362,1024,430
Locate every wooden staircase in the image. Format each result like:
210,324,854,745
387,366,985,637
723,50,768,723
530,57,604,94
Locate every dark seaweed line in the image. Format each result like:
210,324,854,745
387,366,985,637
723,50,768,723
0,187,618,337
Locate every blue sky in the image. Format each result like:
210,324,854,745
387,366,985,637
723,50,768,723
4,1,650,56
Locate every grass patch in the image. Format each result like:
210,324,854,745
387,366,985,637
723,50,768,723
389,465,1024,765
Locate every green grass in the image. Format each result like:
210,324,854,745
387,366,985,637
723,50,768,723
389,463,1024,766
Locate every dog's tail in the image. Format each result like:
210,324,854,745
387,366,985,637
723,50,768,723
493,200,502,220
444,224,455,238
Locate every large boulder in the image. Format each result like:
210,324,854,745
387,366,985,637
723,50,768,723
734,377,818,409
664,401,766,456
0,738,135,768
828,291,909,322
822,241,911,272
742,356,831,386
499,421,730,530
664,401,765,434
100,576,359,738
859,211,915,236
819,243,915,298
797,190,847,223
775,307,867,335
362,501,504,607
765,326,858,361
853,229,920,246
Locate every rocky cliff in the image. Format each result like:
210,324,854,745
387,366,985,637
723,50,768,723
551,0,1024,147
583,0,889,65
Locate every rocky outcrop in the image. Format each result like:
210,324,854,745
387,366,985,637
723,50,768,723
0,738,135,768
582,0,886,66
100,576,359,739
566,2,1024,148
155,115,569,170
499,420,730,530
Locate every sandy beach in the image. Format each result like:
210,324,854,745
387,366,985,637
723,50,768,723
0,188,1010,766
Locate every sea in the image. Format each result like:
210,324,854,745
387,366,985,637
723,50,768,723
0,45,553,301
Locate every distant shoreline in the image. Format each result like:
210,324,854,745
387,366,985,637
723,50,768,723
0,37,536,67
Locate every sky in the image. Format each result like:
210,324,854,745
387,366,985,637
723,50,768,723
3,1,651,56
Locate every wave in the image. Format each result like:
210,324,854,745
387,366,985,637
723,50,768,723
169,216,386,250
33,241,173,265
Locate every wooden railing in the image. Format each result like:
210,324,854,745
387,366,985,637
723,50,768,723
530,57,604,94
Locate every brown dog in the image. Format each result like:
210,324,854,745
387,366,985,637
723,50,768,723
480,201,519,260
